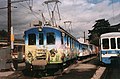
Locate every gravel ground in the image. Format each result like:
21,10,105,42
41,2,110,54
1,56,101,79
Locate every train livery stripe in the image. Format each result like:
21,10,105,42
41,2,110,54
102,54,118,57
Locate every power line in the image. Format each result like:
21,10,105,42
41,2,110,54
11,1,41,26
0,0,7,4
0,12,7,18
24,0,42,21
19,2,30,10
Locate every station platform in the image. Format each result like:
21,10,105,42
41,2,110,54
0,71,14,79
0,62,25,79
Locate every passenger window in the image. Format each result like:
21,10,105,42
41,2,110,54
117,38,120,49
102,39,109,49
28,34,36,45
47,32,55,45
61,33,63,44
72,40,74,48
111,38,116,49
67,36,69,46
39,33,44,45
70,38,72,48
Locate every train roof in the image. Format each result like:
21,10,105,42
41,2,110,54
100,32,120,38
25,25,78,41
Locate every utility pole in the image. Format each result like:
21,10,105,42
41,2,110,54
8,0,11,46
7,0,30,46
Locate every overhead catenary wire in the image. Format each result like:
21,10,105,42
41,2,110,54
10,0,42,28
18,1,49,25
15,0,43,26
0,0,7,4
0,13,7,18
13,0,40,23
43,0,68,27
25,0,40,20
11,2,33,26
43,0,62,26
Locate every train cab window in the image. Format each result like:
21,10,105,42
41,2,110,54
28,34,36,45
117,38,120,49
111,38,116,49
102,39,109,49
47,32,55,45
39,33,44,45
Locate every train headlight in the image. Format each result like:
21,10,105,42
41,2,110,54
50,49,56,57
51,53,55,57
38,27,42,31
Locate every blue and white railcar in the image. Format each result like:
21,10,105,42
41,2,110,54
78,43,91,59
100,32,120,64
24,25,78,71
89,44,98,56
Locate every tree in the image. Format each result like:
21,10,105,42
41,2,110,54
0,30,8,40
88,19,111,46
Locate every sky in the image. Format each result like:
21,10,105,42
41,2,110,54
0,0,120,39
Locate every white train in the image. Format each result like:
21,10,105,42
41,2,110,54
100,32,120,64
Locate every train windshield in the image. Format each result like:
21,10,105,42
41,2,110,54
110,38,116,49
47,32,55,45
28,34,36,45
39,33,44,45
117,38,120,49
102,38,109,49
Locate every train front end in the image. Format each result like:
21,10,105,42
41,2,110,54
100,33,120,64
24,26,64,70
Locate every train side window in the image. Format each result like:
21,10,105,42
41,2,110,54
67,36,69,46
102,39,109,49
111,38,116,49
79,44,81,49
61,32,64,44
47,32,55,45
117,38,120,49
70,38,72,48
72,40,74,48
28,34,36,45
39,33,44,45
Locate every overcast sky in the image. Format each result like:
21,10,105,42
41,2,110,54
0,0,120,39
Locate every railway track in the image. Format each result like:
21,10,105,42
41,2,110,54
101,57,120,79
